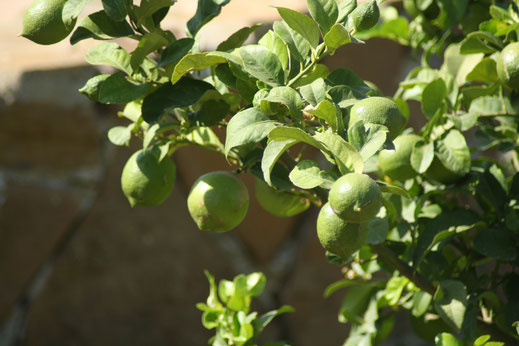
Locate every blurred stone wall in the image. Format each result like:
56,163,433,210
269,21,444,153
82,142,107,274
0,1,419,345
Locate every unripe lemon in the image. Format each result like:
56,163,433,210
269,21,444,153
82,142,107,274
349,97,406,140
378,134,422,181
254,178,310,218
317,203,369,259
187,172,249,232
328,173,382,223
349,0,380,32
21,0,76,45
497,42,519,90
121,149,176,207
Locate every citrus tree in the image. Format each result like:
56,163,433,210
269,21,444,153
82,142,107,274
20,0,519,345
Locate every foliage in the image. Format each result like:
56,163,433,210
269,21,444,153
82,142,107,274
20,0,519,344
197,271,294,346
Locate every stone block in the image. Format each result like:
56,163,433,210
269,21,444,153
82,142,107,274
0,183,80,322
21,147,236,346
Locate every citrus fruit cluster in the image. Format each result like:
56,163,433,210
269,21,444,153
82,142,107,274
317,173,382,260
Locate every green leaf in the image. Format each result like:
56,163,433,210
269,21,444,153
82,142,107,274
434,280,467,331
269,127,326,151
254,305,295,333
313,131,364,174
347,122,388,160
305,99,338,131
337,0,356,23
107,126,131,146
142,78,214,123
324,24,351,52
239,45,285,87
273,20,311,63
78,74,110,101
98,72,149,104
135,0,175,26
70,11,134,45
261,139,298,186
366,208,389,244
460,31,503,55
411,141,434,173
468,96,511,116
378,183,410,199
466,58,498,83
276,7,320,49
62,0,92,27
225,108,279,156
339,284,375,324
474,228,517,261
190,100,230,126
326,68,371,96
435,333,463,346
157,38,195,68
130,31,169,72
307,0,339,35
217,24,263,51
264,86,304,119
201,309,220,329
258,30,289,71
300,78,326,106
246,272,266,297
422,78,447,119
171,53,227,84
434,130,471,177
186,0,231,37
85,42,132,75
384,276,409,306
412,291,432,317
289,160,324,189
203,270,221,308
101,0,126,21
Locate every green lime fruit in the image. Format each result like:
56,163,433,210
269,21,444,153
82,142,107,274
255,178,310,218
21,0,76,45
329,173,382,223
378,134,422,181
121,149,176,207
317,202,369,259
349,97,406,140
349,0,380,32
497,42,519,90
187,172,249,232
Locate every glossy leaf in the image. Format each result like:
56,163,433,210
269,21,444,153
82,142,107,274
307,0,339,35
85,42,132,75
107,126,131,146
239,45,285,86
276,7,320,49
305,99,338,131
217,24,263,51
225,108,279,156
434,280,467,332
171,53,227,84
142,78,214,123
258,30,289,71
70,11,134,44
130,31,169,72
62,0,92,26
411,141,434,173
273,20,311,63
300,78,326,106
324,24,351,52
101,0,126,21
261,139,298,186
264,86,304,119
187,0,231,37
289,160,324,189
98,72,149,104
314,131,363,174
157,38,195,68
422,78,447,119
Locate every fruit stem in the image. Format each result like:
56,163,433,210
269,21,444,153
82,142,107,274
370,243,518,344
